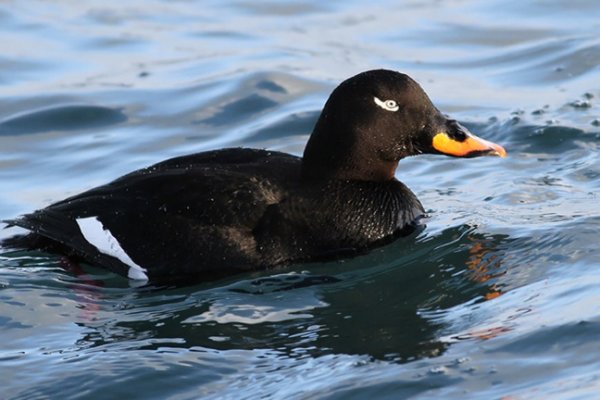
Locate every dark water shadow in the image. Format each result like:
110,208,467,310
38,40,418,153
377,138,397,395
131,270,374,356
0,105,127,136
464,119,600,159
246,110,319,144
38,224,514,364
198,93,278,127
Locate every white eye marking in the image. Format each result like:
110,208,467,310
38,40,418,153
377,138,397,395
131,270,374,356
76,216,149,281
374,96,399,112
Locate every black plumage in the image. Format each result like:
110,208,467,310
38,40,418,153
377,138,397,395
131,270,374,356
3,70,505,282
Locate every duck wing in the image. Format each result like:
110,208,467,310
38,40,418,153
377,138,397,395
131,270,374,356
6,148,301,281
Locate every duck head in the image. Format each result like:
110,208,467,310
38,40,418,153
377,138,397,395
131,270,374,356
302,69,506,181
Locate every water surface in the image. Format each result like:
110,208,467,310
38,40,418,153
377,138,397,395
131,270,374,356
1,1,599,399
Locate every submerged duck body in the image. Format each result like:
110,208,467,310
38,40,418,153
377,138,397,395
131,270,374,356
3,70,506,282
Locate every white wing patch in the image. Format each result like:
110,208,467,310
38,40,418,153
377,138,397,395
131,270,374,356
374,96,399,112
76,216,149,281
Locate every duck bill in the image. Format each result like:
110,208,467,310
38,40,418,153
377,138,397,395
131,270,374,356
432,125,507,158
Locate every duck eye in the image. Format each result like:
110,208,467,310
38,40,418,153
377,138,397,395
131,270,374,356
373,96,399,112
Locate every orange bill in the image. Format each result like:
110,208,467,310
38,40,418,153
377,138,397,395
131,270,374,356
432,131,507,158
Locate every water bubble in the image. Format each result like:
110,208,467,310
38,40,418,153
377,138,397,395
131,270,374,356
352,359,369,367
429,366,447,374
569,100,592,109
208,336,230,342
455,357,470,364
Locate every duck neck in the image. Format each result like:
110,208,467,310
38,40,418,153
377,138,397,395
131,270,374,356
301,121,399,182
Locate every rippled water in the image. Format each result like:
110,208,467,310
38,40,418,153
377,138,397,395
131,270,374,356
1,1,599,399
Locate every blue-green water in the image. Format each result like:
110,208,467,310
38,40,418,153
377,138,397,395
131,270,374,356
1,1,599,399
